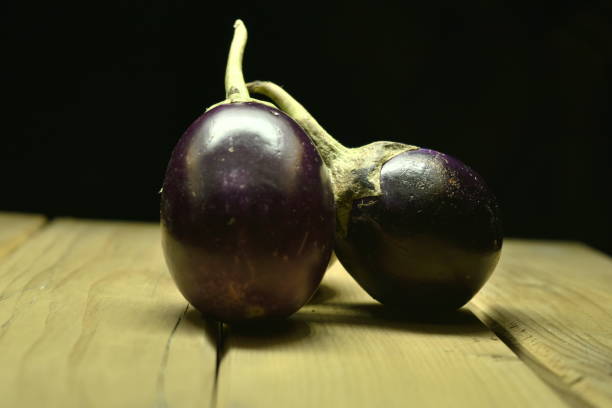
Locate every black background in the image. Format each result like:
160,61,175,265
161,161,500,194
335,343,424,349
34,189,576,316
2,2,611,254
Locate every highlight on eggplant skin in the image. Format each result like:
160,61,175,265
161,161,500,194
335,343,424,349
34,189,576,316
334,148,503,311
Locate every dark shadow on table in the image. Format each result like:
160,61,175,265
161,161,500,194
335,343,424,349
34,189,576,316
182,306,221,350
173,280,491,353
226,319,312,349
307,283,339,305
181,306,311,354
298,303,490,336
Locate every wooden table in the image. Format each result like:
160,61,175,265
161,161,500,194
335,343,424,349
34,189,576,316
1,212,611,408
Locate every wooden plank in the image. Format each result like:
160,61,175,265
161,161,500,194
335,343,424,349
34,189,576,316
470,239,612,408
0,218,217,408
0,212,46,258
216,261,567,408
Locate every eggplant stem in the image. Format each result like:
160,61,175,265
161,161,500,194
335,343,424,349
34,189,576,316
225,20,250,102
247,81,349,161
248,80,418,237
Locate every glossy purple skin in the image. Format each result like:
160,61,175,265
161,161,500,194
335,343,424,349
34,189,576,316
335,148,502,311
161,102,335,322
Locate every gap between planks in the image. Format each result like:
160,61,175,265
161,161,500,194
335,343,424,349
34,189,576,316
470,303,595,408
214,259,568,408
3,215,609,408
0,217,218,408
469,240,612,408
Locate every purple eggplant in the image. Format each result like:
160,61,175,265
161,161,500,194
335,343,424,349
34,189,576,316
160,21,335,322
247,81,502,312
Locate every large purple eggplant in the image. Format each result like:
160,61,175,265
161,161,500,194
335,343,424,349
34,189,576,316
161,22,335,322
248,81,502,312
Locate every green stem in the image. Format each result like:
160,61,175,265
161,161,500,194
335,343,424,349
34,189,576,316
225,20,250,102
248,80,418,237
246,81,349,162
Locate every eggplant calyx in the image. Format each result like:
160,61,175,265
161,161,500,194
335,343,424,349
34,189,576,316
246,80,418,236
333,142,417,236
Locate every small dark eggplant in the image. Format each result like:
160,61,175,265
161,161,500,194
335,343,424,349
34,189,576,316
248,81,502,312
160,22,335,322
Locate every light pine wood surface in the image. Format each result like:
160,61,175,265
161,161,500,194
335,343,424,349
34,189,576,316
0,218,216,408
470,240,612,408
0,212,46,258
216,261,567,408
1,213,611,408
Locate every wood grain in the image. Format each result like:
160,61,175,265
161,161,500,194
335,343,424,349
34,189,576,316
470,240,612,408
216,260,567,408
0,218,217,408
0,212,46,258
2,215,609,407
